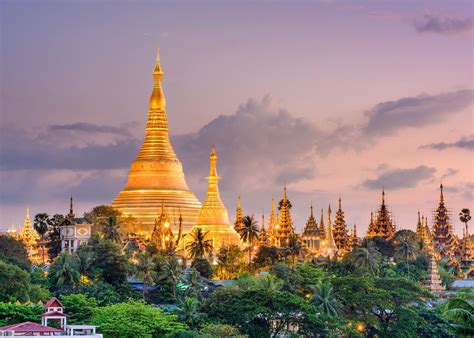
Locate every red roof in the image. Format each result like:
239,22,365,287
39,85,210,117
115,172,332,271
43,297,64,310
0,321,62,333
40,311,68,317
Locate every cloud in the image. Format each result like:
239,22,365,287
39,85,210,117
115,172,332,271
362,165,436,190
441,168,459,180
363,89,474,136
419,135,474,151
48,122,134,136
0,126,139,171
414,15,473,35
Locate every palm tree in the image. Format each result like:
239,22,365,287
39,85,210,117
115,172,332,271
393,231,419,276
217,244,243,279
186,228,213,259
348,247,381,275
258,275,283,293
310,281,341,317
178,297,204,329
238,215,259,268
100,215,121,243
442,298,474,336
159,256,183,299
185,268,203,299
285,233,303,265
75,245,94,282
33,213,50,265
459,208,471,233
49,251,80,292
136,252,155,298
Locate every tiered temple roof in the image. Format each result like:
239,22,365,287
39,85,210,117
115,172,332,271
275,187,294,247
366,190,395,239
432,184,458,263
333,198,350,251
459,226,474,278
267,198,278,246
234,196,243,233
258,212,271,246
302,205,321,253
425,255,445,294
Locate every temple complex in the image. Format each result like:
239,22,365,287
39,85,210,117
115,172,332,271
432,184,458,263
333,198,350,252
318,205,338,258
302,204,321,254
111,51,201,236
194,145,242,251
274,187,294,247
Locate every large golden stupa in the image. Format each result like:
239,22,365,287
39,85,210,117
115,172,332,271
111,51,201,236
194,145,242,250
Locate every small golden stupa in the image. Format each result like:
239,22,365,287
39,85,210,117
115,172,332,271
194,145,242,251
111,50,201,236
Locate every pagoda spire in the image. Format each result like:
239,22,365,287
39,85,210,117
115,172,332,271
275,186,294,247
258,210,270,246
424,255,445,293
195,145,241,251
319,204,337,258
302,204,320,253
68,196,75,218
234,195,243,232
318,208,325,237
416,211,423,238
267,197,277,245
432,183,457,262
333,197,350,251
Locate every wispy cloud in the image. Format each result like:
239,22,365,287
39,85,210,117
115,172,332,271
413,15,473,35
362,165,436,190
419,134,474,151
48,122,134,136
363,89,474,136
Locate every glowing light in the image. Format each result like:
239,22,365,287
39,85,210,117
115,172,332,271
356,323,365,332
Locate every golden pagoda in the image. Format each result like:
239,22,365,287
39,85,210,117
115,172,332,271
194,145,242,251
318,205,338,258
333,198,350,251
302,204,321,253
366,211,377,238
18,208,43,265
350,224,360,248
318,208,325,237
267,198,278,245
274,187,294,247
111,50,201,236
258,212,270,246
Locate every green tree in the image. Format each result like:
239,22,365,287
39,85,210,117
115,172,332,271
61,294,98,324
75,244,94,281
191,258,213,279
47,214,65,260
157,256,183,299
253,245,281,269
91,300,186,337
310,281,341,317
441,297,474,336
238,215,259,268
0,235,30,270
48,251,80,293
285,233,303,265
217,244,242,279
0,302,43,326
186,228,213,259
33,213,50,265
100,215,122,243
135,252,155,298
393,230,419,276
177,297,206,329
347,247,381,275
89,238,129,286
0,260,30,302
199,323,246,337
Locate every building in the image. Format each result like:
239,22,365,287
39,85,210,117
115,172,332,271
301,205,321,254
267,198,278,246
424,256,445,294
258,212,271,246
111,50,201,236
0,297,101,337
333,198,350,252
274,187,294,247
194,145,242,251
17,208,44,265
318,205,338,258
150,203,183,252
60,198,91,253
432,184,458,264
366,190,395,239
234,196,244,233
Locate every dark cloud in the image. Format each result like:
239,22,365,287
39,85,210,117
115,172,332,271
0,126,139,171
362,165,436,190
363,90,474,136
419,135,474,151
173,96,322,191
48,122,133,136
414,15,473,35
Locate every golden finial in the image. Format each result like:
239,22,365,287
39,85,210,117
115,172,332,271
382,188,385,205
208,144,217,177
150,48,166,111
310,203,314,217
338,197,342,210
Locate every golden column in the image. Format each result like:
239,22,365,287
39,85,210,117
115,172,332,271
111,50,202,236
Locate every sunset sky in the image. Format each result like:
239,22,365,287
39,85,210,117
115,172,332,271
1,0,473,235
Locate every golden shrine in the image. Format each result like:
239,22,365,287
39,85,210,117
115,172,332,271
111,50,201,236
